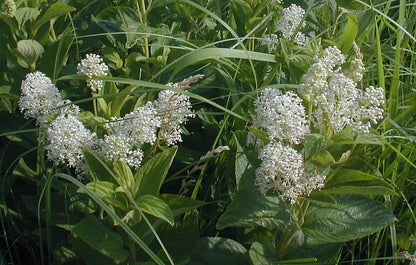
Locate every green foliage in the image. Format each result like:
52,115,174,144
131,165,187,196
1,0,415,264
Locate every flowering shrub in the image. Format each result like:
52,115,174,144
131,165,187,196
1,0,415,265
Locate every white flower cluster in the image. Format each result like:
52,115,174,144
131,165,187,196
46,114,96,175
19,70,200,175
275,4,306,46
155,84,195,146
252,88,325,203
255,141,325,204
100,102,161,169
19,71,79,125
261,34,279,53
254,88,309,144
261,4,307,52
300,46,384,134
77,54,109,93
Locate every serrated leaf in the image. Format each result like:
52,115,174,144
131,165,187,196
135,146,178,197
32,3,76,35
302,195,397,244
84,181,128,210
15,39,44,64
136,195,174,226
71,216,128,264
323,169,396,196
216,186,293,230
188,237,250,265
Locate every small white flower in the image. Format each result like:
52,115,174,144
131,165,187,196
108,101,161,145
318,46,346,70
254,88,309,144
98,134,143,169
77,54,109,93
300,46,384,134
275,4,306,45
262,34,279,53
19,71,79,125
46,114,96,174
155,89,195,146
255,141,325,204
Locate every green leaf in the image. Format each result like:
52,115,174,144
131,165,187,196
216,187,293,230
135,146,178,197
160,194,204,217
15,39,44,64
323,169,396,196
157,211,200,263
136,194,174,226
15,7,40,29
234,131,260,189
249,240,279,265
303,134,330,160
172,48,275,77
302,195,397,244
40,33,74,81
310,150,335,166
77,111,108,129
71,216,128,264
32,3,76,35
188,237,250,265
95,6,152,48
83,149,114,182
336,0,364,10
331,129,383,145
84,181,128,210
338,12,358,54
113,161,135,195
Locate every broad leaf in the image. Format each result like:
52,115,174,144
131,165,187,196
40,33,74,80
158,212,200,263
249,240,279,265
216,186,293,230
71,216,128,264
160,194,204,217
15,7,40,29
15,39,44,64
83,149,114,182
303,134,331,160
302,195,397,244
332,129,383,145
32,3,76,35
188,237,250,265
84,181,128,210
136,194,174,226
113,161,135,195
135,146,178,197
324,169,396,196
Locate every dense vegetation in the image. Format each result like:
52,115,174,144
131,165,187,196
1,0,415,264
